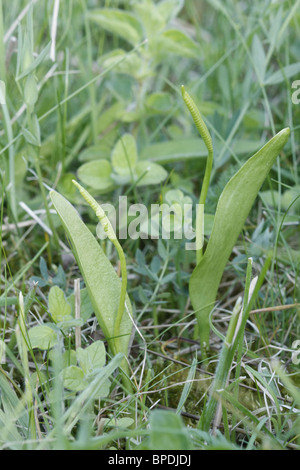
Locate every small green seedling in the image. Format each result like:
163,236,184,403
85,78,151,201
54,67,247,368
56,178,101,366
63,340,111,398
27,285,83,350
182,86,290,356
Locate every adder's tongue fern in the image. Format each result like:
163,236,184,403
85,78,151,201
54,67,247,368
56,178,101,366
72,180,127,354
181,85,214,264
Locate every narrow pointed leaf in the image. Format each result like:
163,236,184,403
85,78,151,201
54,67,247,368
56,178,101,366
189,128,290,350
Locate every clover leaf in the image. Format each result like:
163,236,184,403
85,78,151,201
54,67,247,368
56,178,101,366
63,340,111,397
77,133,167,193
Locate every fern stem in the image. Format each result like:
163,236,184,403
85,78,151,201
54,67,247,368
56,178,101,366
72,180,128,356
181,85,214,264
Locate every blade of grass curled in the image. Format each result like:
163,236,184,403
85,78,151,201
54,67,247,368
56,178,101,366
181,85,213,263
72,180,128,358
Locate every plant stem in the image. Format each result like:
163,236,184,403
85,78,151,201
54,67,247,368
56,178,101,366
111,238,128,353
199,256,271,431
0,2,18,220
72,180,132,393
26,110,60,253
181,85,213,264
16,293,36,441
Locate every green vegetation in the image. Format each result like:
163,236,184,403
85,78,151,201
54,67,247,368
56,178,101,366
0,0,299,450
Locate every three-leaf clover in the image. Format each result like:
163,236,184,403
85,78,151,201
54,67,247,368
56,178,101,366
77,133,168,193
63,340,111,397
27,286,83,350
